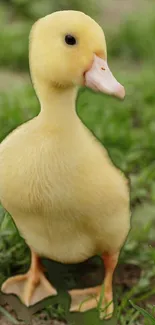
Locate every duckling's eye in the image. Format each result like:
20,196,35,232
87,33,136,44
65,34,77,46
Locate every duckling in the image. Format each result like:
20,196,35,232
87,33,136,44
0,10,130,319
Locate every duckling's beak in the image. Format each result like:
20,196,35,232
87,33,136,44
85,54,125,99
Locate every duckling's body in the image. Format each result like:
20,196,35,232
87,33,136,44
0,101,129,264
0,10,131,319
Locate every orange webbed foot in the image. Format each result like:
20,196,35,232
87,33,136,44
69,252,119,319
1,251,57,306
69,285,113,319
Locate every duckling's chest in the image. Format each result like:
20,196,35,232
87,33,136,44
0,124,127,218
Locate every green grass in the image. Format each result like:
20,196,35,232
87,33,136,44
107,7,155,63
0,1,155,324
130,301,155,325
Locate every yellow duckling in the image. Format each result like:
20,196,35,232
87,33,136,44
0,10,130,319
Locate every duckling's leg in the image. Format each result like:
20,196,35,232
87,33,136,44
1,250,57,306
69,252,118,319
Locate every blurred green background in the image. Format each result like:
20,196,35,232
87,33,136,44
0,0,155,324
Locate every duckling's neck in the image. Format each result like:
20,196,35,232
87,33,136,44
37,82,79,128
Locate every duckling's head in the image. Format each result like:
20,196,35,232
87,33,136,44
30,10,125,99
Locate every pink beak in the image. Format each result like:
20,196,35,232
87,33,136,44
85,55,125,99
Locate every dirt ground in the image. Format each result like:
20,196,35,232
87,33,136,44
0,306,65,325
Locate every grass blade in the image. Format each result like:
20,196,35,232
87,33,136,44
0,306,19,324
129,300,155,324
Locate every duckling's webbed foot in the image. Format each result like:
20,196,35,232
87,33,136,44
1,250,57,306
69,252,119,320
